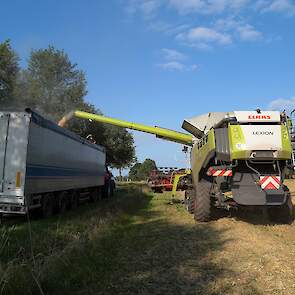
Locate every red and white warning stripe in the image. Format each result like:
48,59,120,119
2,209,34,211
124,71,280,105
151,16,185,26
207,167,232,177
259,176,281,190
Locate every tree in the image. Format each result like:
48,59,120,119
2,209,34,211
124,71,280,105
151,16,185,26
138,159,157,180
15,46,86,121
102,125,136,178
128,162,142,181
129,159,157,181
0,40,19,105
12,44,136,170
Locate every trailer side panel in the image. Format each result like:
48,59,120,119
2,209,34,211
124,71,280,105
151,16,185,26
25,119,105,194
0,110,106,215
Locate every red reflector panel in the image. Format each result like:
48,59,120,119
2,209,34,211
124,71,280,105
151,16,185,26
207,167,232,177
259,176,280,190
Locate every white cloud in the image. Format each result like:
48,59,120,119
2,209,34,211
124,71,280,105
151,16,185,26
260,0,295,15
229,0,249,10
147,21,190,36
189,64,199,71
128,0,249,16
158,48,198,71
268,97,295,112
215,18,263,42
165,24,191,35
147,21,172,33
157,61,198,71
126,0,161,18
253,0,270,10
168,0,249,14
158,61,186,71
237,24,263,41
177,26,232,47
141,0,160,16
126,1,266,51
215,17,240,31
161,48,187,60
168,0,204,14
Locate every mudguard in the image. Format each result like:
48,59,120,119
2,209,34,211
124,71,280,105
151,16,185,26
231,172,286,206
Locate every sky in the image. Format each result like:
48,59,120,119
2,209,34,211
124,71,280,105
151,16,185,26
1,0,295,171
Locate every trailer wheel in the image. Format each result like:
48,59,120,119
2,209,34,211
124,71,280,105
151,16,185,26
102,182,110,198
110,181,115,197
70,191,79,209
268,195,293,224
194,179,212,222
41,193,54,218
184,189,195,214
90,188,99,202
57,192,68,214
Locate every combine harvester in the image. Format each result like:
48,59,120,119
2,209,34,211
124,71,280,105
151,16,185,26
69,110,293,223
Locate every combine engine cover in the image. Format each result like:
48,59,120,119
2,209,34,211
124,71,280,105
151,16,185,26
228,111,291,207
232,111,285,158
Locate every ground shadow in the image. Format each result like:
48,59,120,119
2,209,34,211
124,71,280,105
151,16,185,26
0,186,152,263
1,186,262,295
228,204,295,226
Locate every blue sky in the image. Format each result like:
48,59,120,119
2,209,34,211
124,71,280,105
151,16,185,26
1,0,295,171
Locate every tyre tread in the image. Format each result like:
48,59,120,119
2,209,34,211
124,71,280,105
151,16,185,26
194,180,211,222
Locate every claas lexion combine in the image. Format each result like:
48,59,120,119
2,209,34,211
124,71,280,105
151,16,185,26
67,110,294,223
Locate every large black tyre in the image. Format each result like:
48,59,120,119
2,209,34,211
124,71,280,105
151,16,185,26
41,193,54,218
110,180,115,197
194,179,212,222
185,189,195,214
102,182,110,198
70,191,79,209
56,192,68,214
268,195,293,224
90,188,99,202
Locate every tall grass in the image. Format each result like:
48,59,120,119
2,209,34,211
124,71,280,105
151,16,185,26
0,186,152,295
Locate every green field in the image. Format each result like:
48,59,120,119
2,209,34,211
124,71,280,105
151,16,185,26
1,183,295,295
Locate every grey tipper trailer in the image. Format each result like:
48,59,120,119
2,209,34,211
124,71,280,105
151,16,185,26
0,109,106,217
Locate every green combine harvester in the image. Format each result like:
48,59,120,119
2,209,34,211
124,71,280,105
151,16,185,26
67,109,294,223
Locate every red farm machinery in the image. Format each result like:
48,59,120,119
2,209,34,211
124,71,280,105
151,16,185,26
147,167,191,195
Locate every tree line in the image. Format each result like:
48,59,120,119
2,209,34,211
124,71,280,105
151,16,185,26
0,40,136,170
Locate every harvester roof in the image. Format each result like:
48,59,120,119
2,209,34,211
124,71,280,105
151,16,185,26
182,111,281,139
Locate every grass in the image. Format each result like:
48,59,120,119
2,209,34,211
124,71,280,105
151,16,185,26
1,182,295,294
0,185,151,295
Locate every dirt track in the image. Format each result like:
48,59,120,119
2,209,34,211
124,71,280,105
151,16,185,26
116,181,295,295
137,185,295,295
94,181,295,295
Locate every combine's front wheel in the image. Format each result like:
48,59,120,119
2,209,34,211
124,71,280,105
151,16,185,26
194,179,212,222
268,195,293,224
